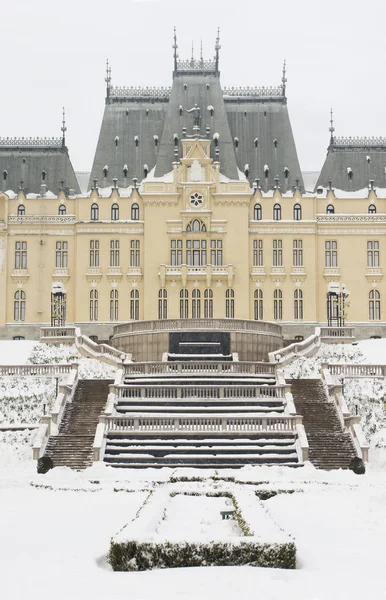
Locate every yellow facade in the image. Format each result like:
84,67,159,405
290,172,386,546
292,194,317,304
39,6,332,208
0,138,385,340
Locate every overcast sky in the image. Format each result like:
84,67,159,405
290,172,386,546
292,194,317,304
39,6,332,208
2,0,385,173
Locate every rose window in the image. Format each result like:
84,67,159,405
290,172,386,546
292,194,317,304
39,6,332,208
190,192,203,207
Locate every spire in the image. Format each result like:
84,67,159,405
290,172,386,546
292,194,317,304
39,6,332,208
173,26,178,72
215,27,221,72
281,60,287,96
200,39,203,66
329,108,335,146
105,59,112,100
190,41,195,67
61,107,67,148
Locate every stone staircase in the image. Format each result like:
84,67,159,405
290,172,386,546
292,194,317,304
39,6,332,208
289,379,357,470
44,379,112,470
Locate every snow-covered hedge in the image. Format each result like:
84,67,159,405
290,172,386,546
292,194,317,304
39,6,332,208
0,378,55,424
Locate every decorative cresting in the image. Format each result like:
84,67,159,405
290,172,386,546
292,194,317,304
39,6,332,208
110,86,172,100
0,137,63,147
223,86,284,98
332,136,386,148
176,58,217,72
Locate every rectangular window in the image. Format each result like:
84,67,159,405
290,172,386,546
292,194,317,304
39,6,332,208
293,240,303,267
367,241,380,267
89,240,99,267
186,240,207,266
130,240,140,267
55,241,68,268
170,239,183,266
15,241,27,269
273,240,283,267
210,240,223,266
325,241,337,267
110,240,120,267
253,240,263,267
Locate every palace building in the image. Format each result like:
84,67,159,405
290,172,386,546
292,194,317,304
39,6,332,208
1,31,386,342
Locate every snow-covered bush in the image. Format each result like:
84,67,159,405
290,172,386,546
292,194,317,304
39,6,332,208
27,343,116,379
0,430,36,463
0,377,55,424
284,343,365,379
344,378,386,441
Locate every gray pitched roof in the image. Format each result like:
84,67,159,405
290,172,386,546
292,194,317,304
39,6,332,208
315,137,386,192
0,138,80,195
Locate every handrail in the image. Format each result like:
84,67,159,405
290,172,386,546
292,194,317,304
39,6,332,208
269,328,321,366
322,363,386,378
74,327,132,367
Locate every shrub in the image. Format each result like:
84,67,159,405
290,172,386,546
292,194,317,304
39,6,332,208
37,456,53,474
349,456,366,475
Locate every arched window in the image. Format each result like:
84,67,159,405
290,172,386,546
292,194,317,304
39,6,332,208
131,203,139,220
111,203,119,221
41,170,46,181
192,288,201,318
109,289,118,321
186,219,206,233
91,203,99,220
293,203,302,221
180,289,189,319
58,204,66,215
273,203,281,221
326,204,335,214
368,204,376,214
294,289,303,320
3,170,7,181
226,288,235,318
369,290,381,320
14,290,26,322
192,219,201,232
253,203,262,221
254,289,263,320
90,289,98,321
17,204,25,216
130,289,139,320
274,289,283,320
158,289,167,320
204,289,213,318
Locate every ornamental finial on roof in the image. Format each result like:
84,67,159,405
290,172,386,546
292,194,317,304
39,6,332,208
281,60,287,96
61,107,67,147
173,26,178,72
190,41,195,67
329,108,335,146
215,27,221,72
200,39,203,65
105,59,112,99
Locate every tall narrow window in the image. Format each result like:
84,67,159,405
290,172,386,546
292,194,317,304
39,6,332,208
293,203,302,221
192,288,201,318
253,240,263,267
111,203,119,221
130,240,140,267
158,289,167,319
110,289,118,320
293,240,303,267
369,290,381,320
14,290,26,322
89,289,98,321
89,240,100,267
131,203,139,220
254,289,263,320
186,240,207,266
204,289,213,318
273,240,283,266
91,203,99,220
367,241,380,267
294,289,303,320
325,241,337,267
15,241,27,269
326,204,334,214
253,203,262,220
130,289,139,320
171,240,183,266
274,289,283,320
226,288,235,318
180,289,189,318
273,203,281,221
55,241,68,268
17,204,25,216
210,240,222,265
58,204,66,215
110,240,120,267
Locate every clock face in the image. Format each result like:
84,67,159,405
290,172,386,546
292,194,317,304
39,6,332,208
190,192,203,207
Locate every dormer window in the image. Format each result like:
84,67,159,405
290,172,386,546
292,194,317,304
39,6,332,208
3,170,7,181
264,165,269,178
347,167,353,180
41,170,46,181
368,204,376,214
103,165,108,178
326,204,335,214
234,137,239,149
58,204,66,215
17,204,25,216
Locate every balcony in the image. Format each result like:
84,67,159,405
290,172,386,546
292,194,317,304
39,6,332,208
365,267,383,282
11,268,29,282
251,266,266,283
290,266,306,283
52,268,69,281
270,266,286,283
107,267,123,280
159,264,234,287
127,267,143,280
323,267,340,280
86,267,102,282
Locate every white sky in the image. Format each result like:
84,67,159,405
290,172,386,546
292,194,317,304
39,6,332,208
2,0,385,173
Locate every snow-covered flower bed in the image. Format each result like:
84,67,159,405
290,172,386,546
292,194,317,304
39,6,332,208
28,343,117,379
283,343,365,379
0,430,36,465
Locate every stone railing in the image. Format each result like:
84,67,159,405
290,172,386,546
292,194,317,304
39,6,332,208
323,363,386,378
123,361,276,376
112,383,287,400
0,364,72,377
32,363,79,460
40,326,76,344
74,327,131,367
104,414,301,433
93,367,124,461
320,367,370,461
269,328,321,366
320,327,355,342
113,318,281,337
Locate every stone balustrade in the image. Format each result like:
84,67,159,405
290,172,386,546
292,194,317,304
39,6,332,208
123,361,276,376
269,328,321,365
320,327,355,342
324,363,386,378
0,364,72,377
40,326,76,344
113,318,281,336
112,383,286,400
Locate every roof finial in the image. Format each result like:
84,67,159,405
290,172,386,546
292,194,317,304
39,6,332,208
173,26,178,72
329,108,335,146
61,107,67,148
190,41,195,66
281,60,287,96
215,27,221,73
200,39,203,65
105,59,112,99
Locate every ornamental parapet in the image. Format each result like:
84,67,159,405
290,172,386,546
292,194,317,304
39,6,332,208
0,137,62,148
